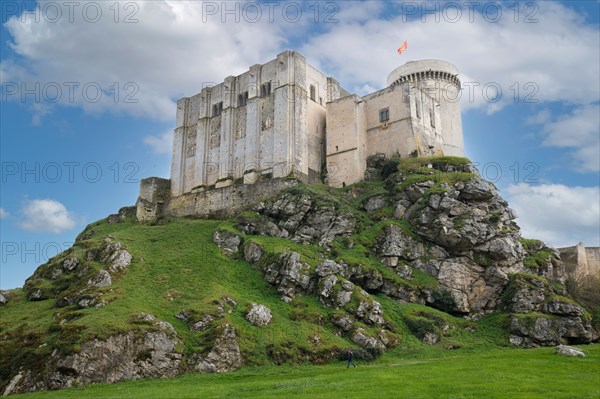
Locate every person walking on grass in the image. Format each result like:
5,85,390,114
347,350,357,368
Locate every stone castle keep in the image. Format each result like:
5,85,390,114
136,51,465,221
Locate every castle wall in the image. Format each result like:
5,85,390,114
325,94,367,187
155,54,467,220
363,85,413,158
558,242,600,281
165,177,299,219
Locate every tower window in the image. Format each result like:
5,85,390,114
379,107,390,123
310,85,316,101
260,82,272,97
238,91,248,107
429,108,436,128
212,101,223,117
416,102,421,119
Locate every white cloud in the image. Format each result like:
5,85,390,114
2,1,287,122
527,104,600,172
144,130,173,154
505,183,600,248
2,1,598,121
18,199,77,233
526,109,551,125
300,2,600,113
0,208,9,219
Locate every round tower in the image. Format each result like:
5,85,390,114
387,60,464,157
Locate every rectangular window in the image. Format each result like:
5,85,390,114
238,92,248,107
379,107,390,123
260,82,271,97
429,108,435,128
416,101,421,119
310,85,316,101
212,101,223,117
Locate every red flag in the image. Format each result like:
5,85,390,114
397,40,408,55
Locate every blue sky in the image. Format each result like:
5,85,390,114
1,0,599,289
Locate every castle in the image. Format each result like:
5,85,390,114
136,50,464,221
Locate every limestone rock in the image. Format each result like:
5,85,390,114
422,332,440,345
352,328,385,350
355,300,385,325
27,289,46,301
87,270,112,288
543,301,584,317
504,278,545,313
57,330,180,382
341,261,391,293
363,196,386,214
190,315,216,332
331,314,354,332
315,260,342,277
318,275,338,301
77,295,97,308
4,328,182,395
556,345,585,357
509,314,593,347
263,252,314,302
194,324,242,373
459,178,496,200
50,267,63,279
0,291,7,305
376,224,425,263
62,257,80,271
250,191,356,247
101,239,132,272
246,304,272,327
213,230,243,258
243,241,263,264
107,214,121,224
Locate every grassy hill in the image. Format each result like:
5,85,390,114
2,214,512,370
1,156,598,397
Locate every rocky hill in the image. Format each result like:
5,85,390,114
0,156,597,395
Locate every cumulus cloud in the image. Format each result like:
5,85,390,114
2,1,598,122
539,105,600,172
2,1,287,121
144,130,173,154
18,199,77,233
0,208,9,219
505,183,600,248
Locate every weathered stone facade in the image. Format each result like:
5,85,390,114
137,51,465,220
558,242,600,281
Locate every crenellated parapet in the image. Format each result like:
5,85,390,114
390,70,461,89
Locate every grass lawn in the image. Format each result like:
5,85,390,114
12,345,600,399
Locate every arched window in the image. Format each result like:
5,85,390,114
379,107,390,123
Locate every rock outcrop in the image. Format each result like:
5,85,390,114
501,273,594,347
192,324,243,373
238,189,356,247
386,173,527,314
3,317,181,396
246,304,272,326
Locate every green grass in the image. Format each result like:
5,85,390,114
3,172,598,397
11,345,600,399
